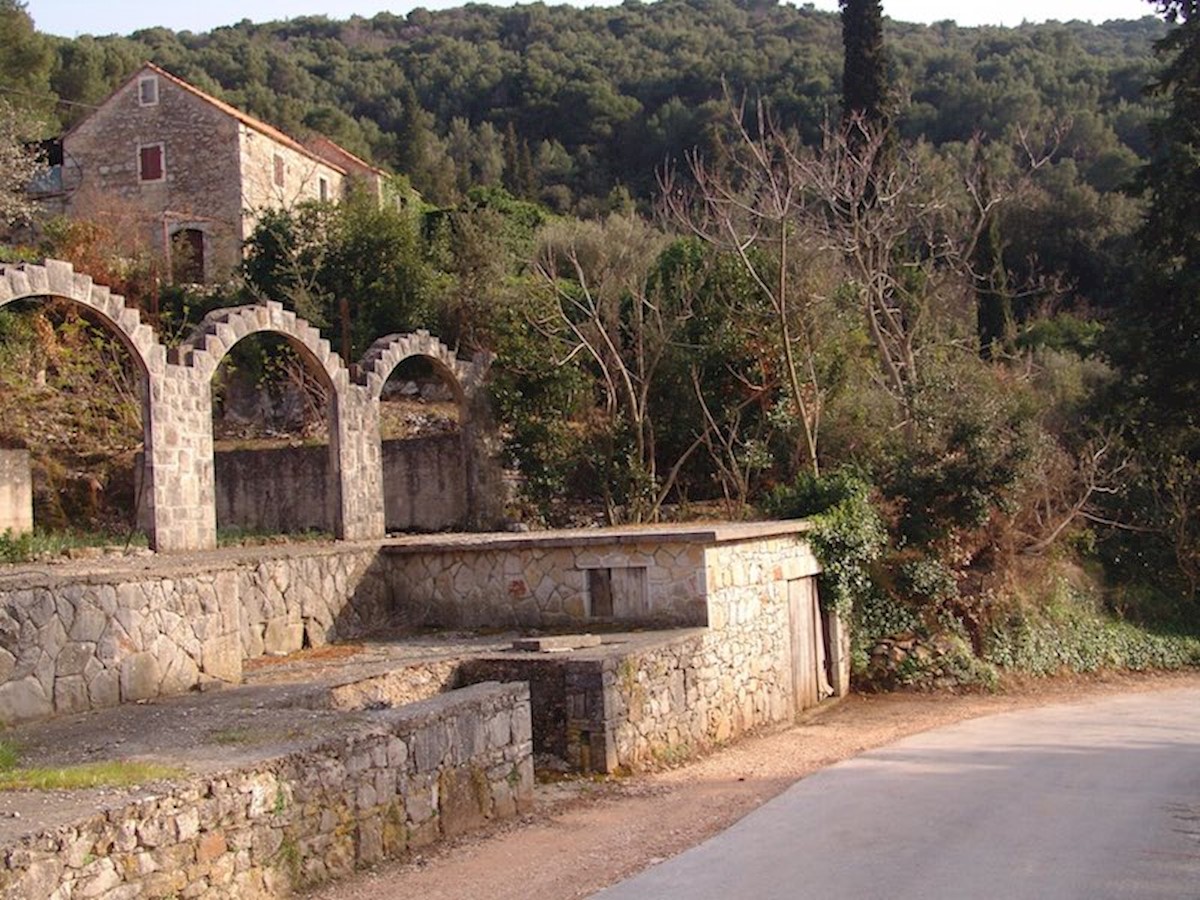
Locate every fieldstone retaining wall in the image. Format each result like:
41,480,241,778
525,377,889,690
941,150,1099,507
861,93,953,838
383,530,715,629
0,523,834,735
0,451,32,536
0,545,391,725
0,681,534,899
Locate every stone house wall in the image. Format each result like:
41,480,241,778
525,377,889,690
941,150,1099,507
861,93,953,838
0,681,534,899
62,64,348,282
237,122,345,250
63,67,246,282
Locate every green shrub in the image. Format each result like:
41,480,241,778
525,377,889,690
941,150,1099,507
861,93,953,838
765,468,887,619
985,602,1200,675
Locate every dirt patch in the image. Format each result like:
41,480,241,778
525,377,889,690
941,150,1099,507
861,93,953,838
243,642,366,672
307,669,1200,900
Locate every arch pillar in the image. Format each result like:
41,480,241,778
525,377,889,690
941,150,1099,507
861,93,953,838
335,384,385,540
145,365,217,551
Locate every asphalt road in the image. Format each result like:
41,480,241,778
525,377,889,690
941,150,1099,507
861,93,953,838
594,688,1200,900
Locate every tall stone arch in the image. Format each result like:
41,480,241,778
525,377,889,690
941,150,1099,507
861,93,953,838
0,260,171,549
172,300,369,541
356,331,492,532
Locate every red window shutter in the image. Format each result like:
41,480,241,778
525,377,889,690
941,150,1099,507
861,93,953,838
140,145,163,181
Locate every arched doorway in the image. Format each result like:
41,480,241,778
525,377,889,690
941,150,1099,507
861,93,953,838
170,228,205,284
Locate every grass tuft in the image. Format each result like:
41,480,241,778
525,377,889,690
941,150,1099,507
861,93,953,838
0,743,184,791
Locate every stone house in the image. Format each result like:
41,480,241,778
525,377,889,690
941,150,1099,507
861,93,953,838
60,63,388,283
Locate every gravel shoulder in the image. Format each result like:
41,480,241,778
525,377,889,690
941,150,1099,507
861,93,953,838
308,669,1200,900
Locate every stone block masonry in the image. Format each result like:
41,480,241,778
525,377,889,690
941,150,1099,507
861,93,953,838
0,681,534,899
0,522,836,734
0,450,32,536
0,261,490,553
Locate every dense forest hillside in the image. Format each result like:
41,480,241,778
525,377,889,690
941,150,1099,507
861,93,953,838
35,2,1166,210
3,0,1198,685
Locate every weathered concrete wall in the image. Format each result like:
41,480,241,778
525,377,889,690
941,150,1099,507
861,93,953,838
381,434,467,532
0,450,32,536
0,681,534,899
0,545,392,725
212,435,467,535
214,444,336,535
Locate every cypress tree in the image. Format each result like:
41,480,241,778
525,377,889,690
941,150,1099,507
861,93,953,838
973,151,1013,359
839,0,889,128
1125,1,1200,431
1107,1,1200,598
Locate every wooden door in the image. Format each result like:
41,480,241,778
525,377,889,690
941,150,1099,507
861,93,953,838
789,578,819,712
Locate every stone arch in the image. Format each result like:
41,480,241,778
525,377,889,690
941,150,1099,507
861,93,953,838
0,259,165,377
355,330,489,402
173,300,356,541
174,300,349,390
356,331,492,534
0,259,166,547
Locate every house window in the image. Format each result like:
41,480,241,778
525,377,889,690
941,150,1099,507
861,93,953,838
273,153,285,188
138,75,159,106
318,176,329,202
138,143,164,182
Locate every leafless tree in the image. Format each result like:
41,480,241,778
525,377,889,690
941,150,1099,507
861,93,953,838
660,94,838,477
663,96,1065,451
533,213,707,522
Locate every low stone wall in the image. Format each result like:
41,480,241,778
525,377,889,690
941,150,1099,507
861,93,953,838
0,545,392,725
0,681,534,899
212,435,467,535
0,450,32,536
384,530,713,629
0,523,827,729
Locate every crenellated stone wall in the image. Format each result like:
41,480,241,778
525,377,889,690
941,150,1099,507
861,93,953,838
0,681,534,899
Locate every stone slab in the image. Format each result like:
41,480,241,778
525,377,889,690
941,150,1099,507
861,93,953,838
512,634,603,653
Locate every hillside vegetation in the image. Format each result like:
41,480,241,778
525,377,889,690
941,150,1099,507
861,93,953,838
0,0,1197,686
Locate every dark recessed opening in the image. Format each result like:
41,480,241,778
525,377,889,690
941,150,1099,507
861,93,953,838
588,568,613,618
